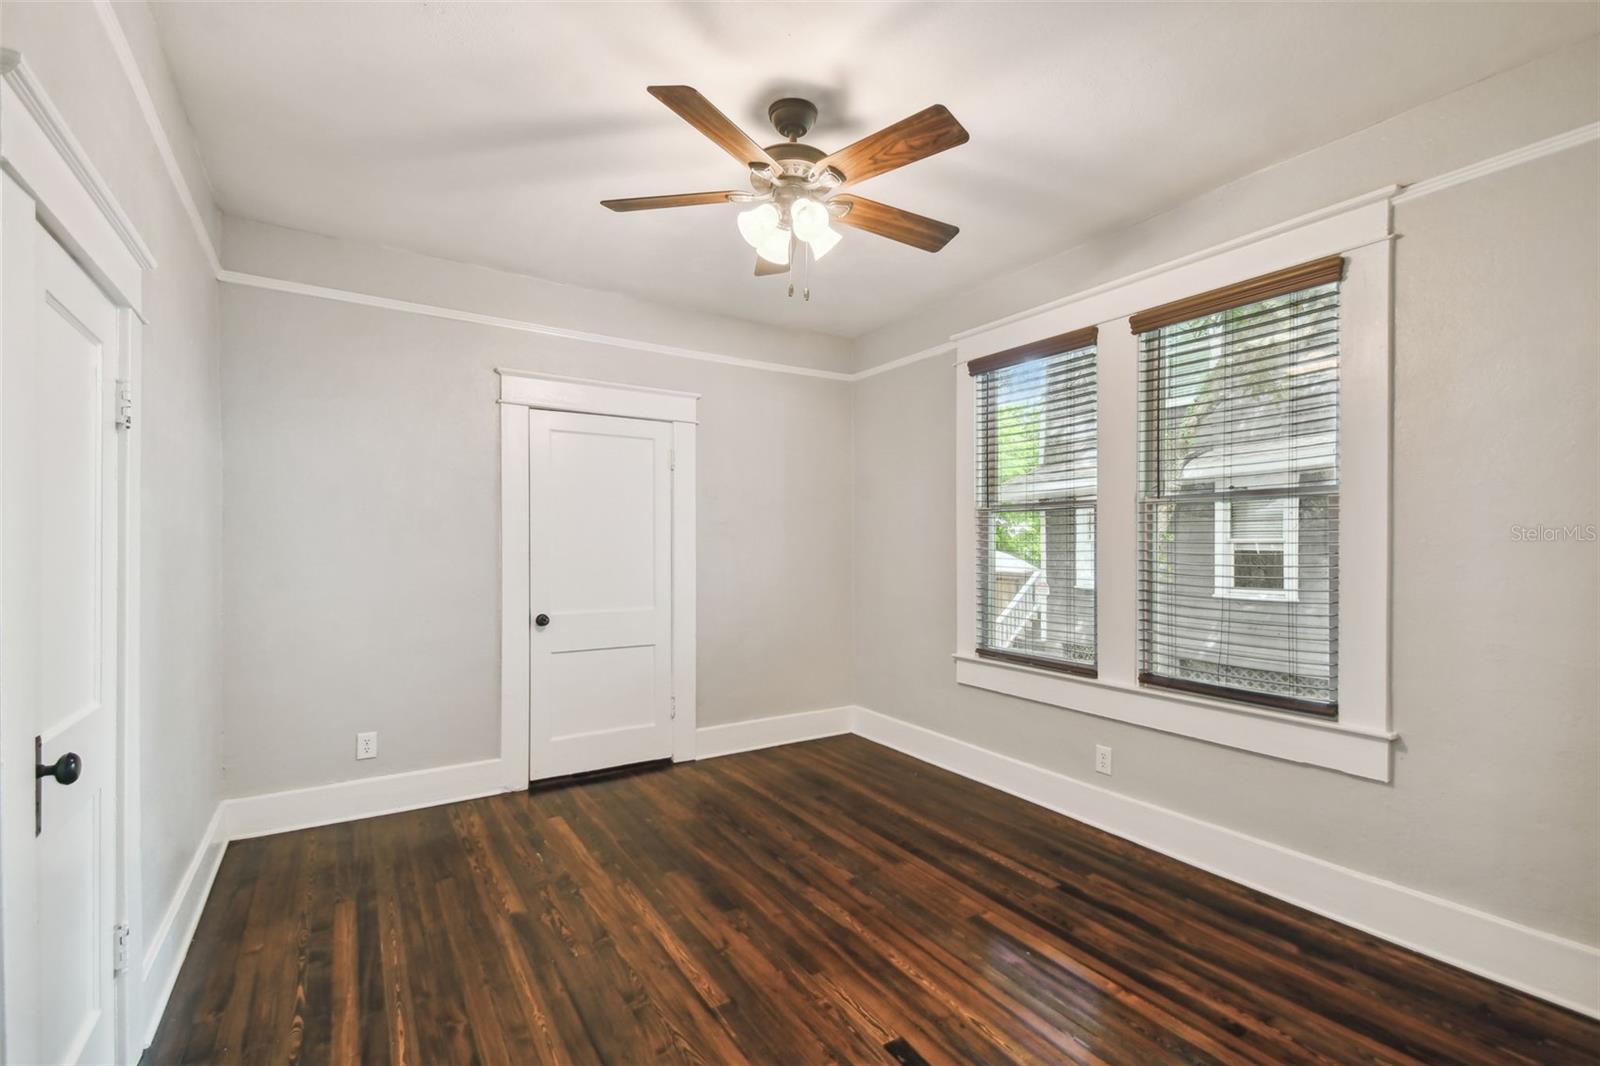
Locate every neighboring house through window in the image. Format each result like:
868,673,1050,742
1134,256,1342,713
954,198,1394,779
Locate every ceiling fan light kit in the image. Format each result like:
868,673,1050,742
602,85,968,301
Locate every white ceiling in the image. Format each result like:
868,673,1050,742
151,2,1596,338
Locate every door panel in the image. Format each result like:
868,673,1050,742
529,411,673,779
1,210,121,1064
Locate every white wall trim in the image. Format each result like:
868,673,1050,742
695,706,858,759
950,187,1397,344
952,655,1394,780
223,267,854,381
1392,120,1600,205
851,341,957,381
83,2,1599,384
89,0,221,275
88,0,859,386
138,805,226,1048
854,119,1600,378
223,758,512,841
853,707,1600,1019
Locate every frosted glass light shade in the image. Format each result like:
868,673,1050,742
737,203,780,249
755,229,791,266
807,224,842,260
790,197,830,242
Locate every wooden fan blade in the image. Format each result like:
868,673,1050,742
830,195,959,252
814,105,968,187
754,254,789,276
647,86,779,171
601,191,740,212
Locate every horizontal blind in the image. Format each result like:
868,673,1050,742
1136,263,1340,713
974,339,1097,675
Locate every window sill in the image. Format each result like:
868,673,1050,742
952,652,1395,781
1212,587,1299,603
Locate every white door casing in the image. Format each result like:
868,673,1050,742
0,200,123,1063
528,410,674,779
499,370,698,789
0,53,154,1066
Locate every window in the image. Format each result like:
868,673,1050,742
1134,256,1342,714
955,203,1392,778
971,327,1098,675
1214,497,1298,600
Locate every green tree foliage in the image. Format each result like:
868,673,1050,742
994,402,1042,566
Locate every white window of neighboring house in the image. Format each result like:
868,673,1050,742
1214,497,1298,601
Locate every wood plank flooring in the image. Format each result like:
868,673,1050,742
147,736,1600,1064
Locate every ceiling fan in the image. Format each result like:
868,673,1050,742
602,86,968,294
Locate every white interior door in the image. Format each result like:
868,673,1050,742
0,209,122,1064
528,409,673,780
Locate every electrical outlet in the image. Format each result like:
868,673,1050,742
1094,744,1113,775
356,731,378,760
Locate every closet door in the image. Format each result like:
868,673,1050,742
527,409,674,780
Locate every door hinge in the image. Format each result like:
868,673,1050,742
669,449,676,471
115,379,133,431
670,695,677,720
112,922,130,976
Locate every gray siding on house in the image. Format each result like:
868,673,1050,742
1148,487,1336,702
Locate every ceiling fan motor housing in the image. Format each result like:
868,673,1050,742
768,97,818,141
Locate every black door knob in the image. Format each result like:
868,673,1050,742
37,752,81,786
534,613,550,628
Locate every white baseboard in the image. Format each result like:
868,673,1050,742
139,803,227,1046
694,705,858,759
137,706,1597,1054
136,758,511,1050
223,757,512,841
854,707,1600,1019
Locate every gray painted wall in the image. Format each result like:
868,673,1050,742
218,230,855,796
852,140,1599,944
0,1,226,939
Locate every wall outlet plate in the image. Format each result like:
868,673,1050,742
1095,744,1112,775
356,731,378,760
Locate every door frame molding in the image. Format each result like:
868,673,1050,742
0,51,150,1065
497,369,698,789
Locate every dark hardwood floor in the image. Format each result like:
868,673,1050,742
147,736,1600,1064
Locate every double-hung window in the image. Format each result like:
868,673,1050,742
956,201,1391,778
1134,256,1343,714
971,328,1098,676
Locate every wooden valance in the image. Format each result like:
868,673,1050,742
966,325,1099,376
1128,255,1345,335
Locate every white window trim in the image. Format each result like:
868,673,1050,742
953,192,1395,782
1213,498,1299,602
